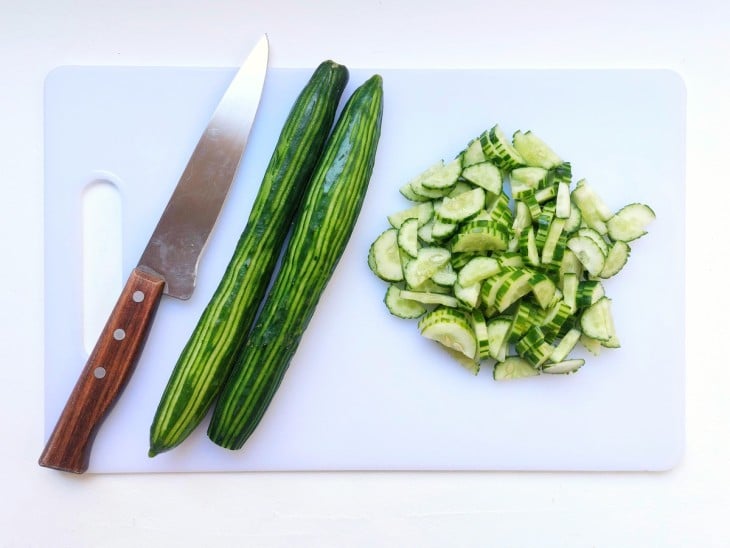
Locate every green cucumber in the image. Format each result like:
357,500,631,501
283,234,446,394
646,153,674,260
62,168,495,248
148,61,349,457
580,297,620,347
510,167,548,197
571,179,611,234
543,359,585,375
404,159,461,196
512,130,563,170
493,356,540,381
387,201,434,228
599,240,631,278
480,124,525,170
460,138,487,167
207,74,384,450
369,228,403,282
461,161,502,194
419,308,477,360
457,256,501,286
436,187,486,222
397,217,419,258
607,203,656,242
450,220,509,253
471,309,490,359
404,247,451,288
400,289,460,307
384,285,427,319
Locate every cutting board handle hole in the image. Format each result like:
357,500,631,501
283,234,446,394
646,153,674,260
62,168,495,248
82,177,123,355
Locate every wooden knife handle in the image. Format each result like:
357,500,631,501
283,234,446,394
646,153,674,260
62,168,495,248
39,267,166,473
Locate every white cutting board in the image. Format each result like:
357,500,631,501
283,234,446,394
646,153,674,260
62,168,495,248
44,66,685,473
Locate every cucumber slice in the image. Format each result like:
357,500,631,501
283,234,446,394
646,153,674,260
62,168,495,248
411,158,462,191
519,226,540,267
431,216,459,241
495,269,533,312
562,272,578,312
559,248,584,282
418,308,477,359
493,356,540,381
555,181,571,219
563,201,582,234
460,138,487,168
400,289,460,308
599,240,631,278
576,227,609,255
571,179,611,234
549,162,573,185
481,270,516,312
534,184,558,204
534,206,554,252
417,219,435,244
487,316,513,361
436,187,486,222
484,192,513,227
481,124,525,170
576,280,605,308
443,346,481,375
450,221,509,253
510,166,548,197
397,217,419,258
515,326,553,367
580,297,619,346
512,200,532,234
431,263,457,287
369,228,403,282
408,278,454,295
471,309,491,359
509,301,544,343
450,252,477,270
529,272,557,309
549,328,582,362
541,217,566,266
388,201,434,228
543,359,585,375
457,256,501,286
461,161,502,194
453,281,481,309
399,182,432,202
521,191,542,219
401,167,461,199
607,203,656,242
512,130,563,170
498,251,524,269
567,235,606,277
580,333,603,356
403,246,451,288
540,300,573,341
384,285,427,319
447,181,475,198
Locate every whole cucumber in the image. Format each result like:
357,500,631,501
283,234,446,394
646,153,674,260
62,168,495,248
208,74,384,450
149,61,349,457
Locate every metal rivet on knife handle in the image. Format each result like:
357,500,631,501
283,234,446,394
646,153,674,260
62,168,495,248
39,268,166,473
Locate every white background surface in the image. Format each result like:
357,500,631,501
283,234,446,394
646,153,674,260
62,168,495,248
0,0,727,546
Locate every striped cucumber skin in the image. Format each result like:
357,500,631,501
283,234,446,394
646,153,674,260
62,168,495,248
207,75,384,450
148,61,349,457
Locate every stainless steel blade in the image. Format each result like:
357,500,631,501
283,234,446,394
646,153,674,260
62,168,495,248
138,34,269,299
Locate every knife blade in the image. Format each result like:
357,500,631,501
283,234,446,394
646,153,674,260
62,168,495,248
39,35,270,474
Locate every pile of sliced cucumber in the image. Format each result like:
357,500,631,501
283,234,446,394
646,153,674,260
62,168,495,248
368,124,655,380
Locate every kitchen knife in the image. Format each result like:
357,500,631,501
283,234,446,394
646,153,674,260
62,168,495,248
39,35,270,474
